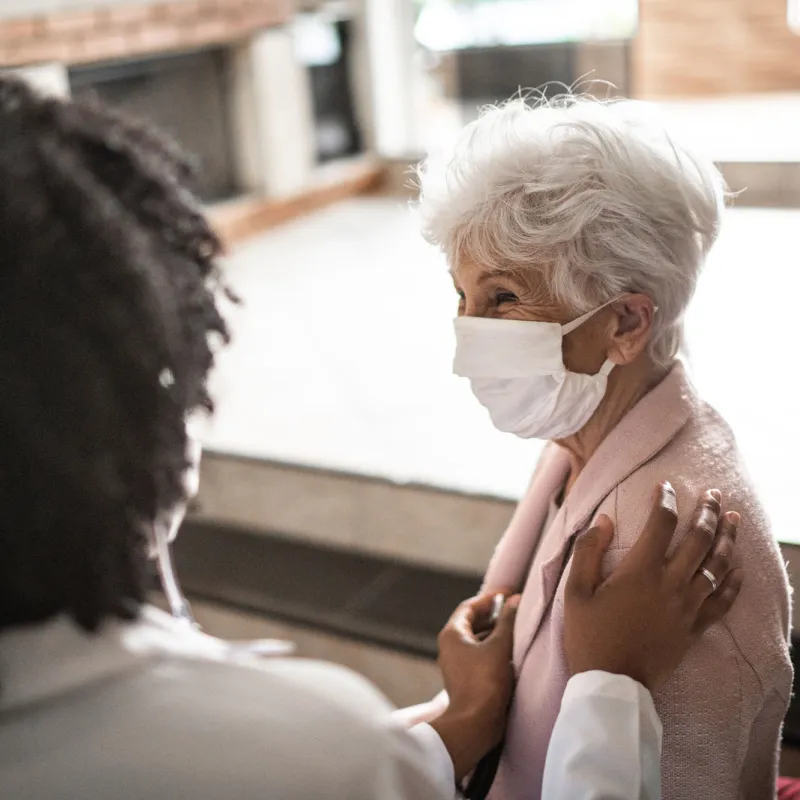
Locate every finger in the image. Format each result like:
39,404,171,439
667,489,721,581
693,568,744,634
474,594,507,640
724,510,738,542
448,593,499,642
484,595,520,648
467,592,504,633
704,511,739,581
565,516,614,600
688,511,740,608
626,481,679,568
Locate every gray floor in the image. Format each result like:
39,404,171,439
205,198,800,546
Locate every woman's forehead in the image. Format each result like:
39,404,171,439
451,260,540,290
451,260,575,312
451,263,501,281
451,258,515,280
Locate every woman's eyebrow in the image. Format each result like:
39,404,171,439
476,269,512,284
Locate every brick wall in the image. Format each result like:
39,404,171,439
0,0,292,68
634,0,800,97
0,0,193,19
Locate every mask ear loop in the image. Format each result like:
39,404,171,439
562,295,660,336
561,295,626,335
561,296,659,380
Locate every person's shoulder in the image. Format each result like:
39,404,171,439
171,650,394,725
615,407,784,584
137,608,394,718
253,655,394,717
614,402,768,547
112,652,404,798
0,612,419,800
610,407,792,688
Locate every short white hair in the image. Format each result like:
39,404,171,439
416,96,728,365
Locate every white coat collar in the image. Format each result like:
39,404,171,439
0,606,230,713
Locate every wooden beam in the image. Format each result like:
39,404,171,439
209,160,387,246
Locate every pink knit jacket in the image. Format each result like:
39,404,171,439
483,362,792,800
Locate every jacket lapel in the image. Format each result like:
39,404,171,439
513,363,697,666
512,503,571,665
482,443,571,593
561,363,696,538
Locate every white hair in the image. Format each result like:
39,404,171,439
416,96,728,365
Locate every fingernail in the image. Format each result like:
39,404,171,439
596,513,612,528
661,480,674,494
708,489,721,503
507,595,521,610
725,510,740,526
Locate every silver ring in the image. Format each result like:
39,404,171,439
700,567,719,593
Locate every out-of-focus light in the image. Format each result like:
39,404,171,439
789,0,800,32
293,15,342,67
3,63,70,98
414,0,637,51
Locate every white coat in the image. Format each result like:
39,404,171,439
0,605,661,799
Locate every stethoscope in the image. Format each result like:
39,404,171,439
155,415,294,658
162,424,499,789
153,519,295,658
158,500,502,794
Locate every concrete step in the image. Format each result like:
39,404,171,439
193,450,516,577
172,504,488,707
719,161,800,208
175,514,482,660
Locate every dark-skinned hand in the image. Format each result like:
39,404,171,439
564,481,743,693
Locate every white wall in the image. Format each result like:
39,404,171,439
230,28,316,199
363,0,416,157
0,0,195,18
346,0,376,152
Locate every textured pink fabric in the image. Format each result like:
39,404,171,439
483,363,793,800
778,778,800,799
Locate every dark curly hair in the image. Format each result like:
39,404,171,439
0,77,230,634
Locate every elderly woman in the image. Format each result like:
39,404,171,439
415,98,792,799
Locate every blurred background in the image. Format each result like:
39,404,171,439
2,0,800,759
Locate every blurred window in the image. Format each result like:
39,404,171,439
413,0,638,52
295,13,363,163
790,0,800,32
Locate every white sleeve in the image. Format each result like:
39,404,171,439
542,671,662,800
392,690,450,727
371,719,459,800
407,724,458,799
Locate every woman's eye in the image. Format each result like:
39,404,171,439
495,291,518,305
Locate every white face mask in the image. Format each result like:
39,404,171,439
453,298,622,440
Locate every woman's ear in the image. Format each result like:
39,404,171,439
607,294,656,365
